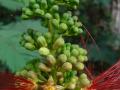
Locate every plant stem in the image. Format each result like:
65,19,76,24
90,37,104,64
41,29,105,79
48,19,52,33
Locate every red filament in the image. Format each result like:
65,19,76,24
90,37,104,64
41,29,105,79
88,60,120,90
0,72,35,90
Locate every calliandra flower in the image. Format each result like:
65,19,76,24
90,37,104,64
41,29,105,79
0,72,37,90
87,60,120,90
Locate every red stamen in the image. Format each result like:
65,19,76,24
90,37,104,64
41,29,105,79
88,60,120,90
0,72,35,90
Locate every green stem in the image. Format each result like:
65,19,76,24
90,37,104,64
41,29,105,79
48,19,52,33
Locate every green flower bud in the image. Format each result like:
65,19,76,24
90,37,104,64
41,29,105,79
29,0,36,4
66,43,71,50
54,13,60,20
63,50,71,57
67,83,76,90
52,19,59,28
23,34,34,44
19,70,28,76
68,18,74,25
25,8,33,16
34,9,45,16
73,16,78,21
38,47,50,56
72,26,79,33
71,49,79,56
74,0,80,4
75,62,84,70
79,48,87,55
53,37,65,49
33,3,40,9
22,7,27,12
37,36,47,47
63,13,70,20
44,32,52,44
24,43,35,51
71,76,78,83
62,62,72,71
80,78,90,87
45,13,52,19
78,28,83,33
58,54,67,63
27,71,37,80
80,73,87,79
21,14,29,19
72,44,79,49
84,56,88,61
51,5,59,11
60,23,68,31
46,54,56,65
78,55,85,62
41,0,48,9
68,56,77,64
75,22,82,27
38,63,51,72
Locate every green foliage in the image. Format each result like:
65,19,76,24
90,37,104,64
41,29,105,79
0,0,26,11
0,20,47,72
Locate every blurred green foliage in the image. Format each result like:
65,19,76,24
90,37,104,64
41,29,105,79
0,0,119,72
79,0,120,64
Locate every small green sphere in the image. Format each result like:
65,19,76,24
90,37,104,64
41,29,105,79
25,8,33,16
24,43,35,51
33,3,40,9
62,62,72,71
38,47,50,56
78,55,85,62
58,54,67,63
45,13,52,19
29,0,36,4
46,54,56,65
75,62,84,70
80,73,87,79
52,19,59,28
68,56,77,64
71,49,79,56
51,5,59,11
35,9,45,16
60,23,68,31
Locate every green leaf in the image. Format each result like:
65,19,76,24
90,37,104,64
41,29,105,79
0,0,29,11
0,20,47,72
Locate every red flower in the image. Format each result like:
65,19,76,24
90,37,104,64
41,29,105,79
0,72,36,90
88,60,120,90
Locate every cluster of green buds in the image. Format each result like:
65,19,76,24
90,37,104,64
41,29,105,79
52,11,83,36
57,43,88,71
19,0,91,90
21,0,80,18
19,29,90,89
20,29,65,52
21,0,83,36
